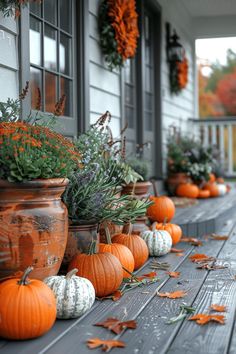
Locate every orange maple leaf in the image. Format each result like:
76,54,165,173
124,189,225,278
181,237,203,246
157,290,187,299
209,234,229,240
171,248,185,253
94,317,137,334
136,271,157,281
210,304,227,312
167,271,180,278
112,290,123,301
87,338,126,351
189,314,225,325
176,253,184,257
189,254,214,262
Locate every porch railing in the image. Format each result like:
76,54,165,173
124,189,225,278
189,117,236,177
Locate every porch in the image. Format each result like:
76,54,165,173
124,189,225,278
1,188,236,354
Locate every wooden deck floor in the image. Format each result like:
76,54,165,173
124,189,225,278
1,188,236,354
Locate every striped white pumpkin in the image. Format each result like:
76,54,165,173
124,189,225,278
140,229,172,256
44,269,95,319
217,184,227,196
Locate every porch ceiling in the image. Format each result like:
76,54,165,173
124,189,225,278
180,0,236,17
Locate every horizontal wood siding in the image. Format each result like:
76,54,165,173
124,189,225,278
88,0,121,137
0,14,18,101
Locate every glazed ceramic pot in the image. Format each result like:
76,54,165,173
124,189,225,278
0,178,68,280
61,223,99,272
121,181,152,199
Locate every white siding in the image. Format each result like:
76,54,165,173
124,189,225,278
88,0,121,137
0,13,18,101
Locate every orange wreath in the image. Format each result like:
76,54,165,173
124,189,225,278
107,0,139,61
177,56,188,89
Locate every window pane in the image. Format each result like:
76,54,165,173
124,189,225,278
125,106,134,129
45,72,57,113
125,84,134,105
145,66,152,92
44,25,57,71
145,112,153,131
124,59,133,84
60,0,72,33
44,0,57,25
145,92,152,111
60,33,72,76
30,17,41,66
30,67,42,110
60,77,73,116
30,2,41,16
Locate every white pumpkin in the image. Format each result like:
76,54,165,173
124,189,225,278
217,183,227,196
140,229,172,256
44,269,95,319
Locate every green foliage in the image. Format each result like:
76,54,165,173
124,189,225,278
127,158,148,181
0,97,21,122
98,0,123,70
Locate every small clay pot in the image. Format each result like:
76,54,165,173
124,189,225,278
166,173,190,195
121,181,152,199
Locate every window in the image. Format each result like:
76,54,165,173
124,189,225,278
122,0,162,177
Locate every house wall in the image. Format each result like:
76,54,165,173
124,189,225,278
0,14,18,102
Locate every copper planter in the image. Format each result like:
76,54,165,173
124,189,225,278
0,178,68,280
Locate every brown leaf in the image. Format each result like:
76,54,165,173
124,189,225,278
136,271,157,281
176,253,184,257
189,254,214,263
181,237,203,246
111,290,123,301
189,314,225,325
171,248,185,253
87,338,126,352
167,271,180,278
208,234,229,241
157,290,187,299
196,263,228,270
210,304,227,312
94,317,137,334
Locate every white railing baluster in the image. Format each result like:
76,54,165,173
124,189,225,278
212,125,217,145
203,124,209,147
228,125,233,175
219,125,225,171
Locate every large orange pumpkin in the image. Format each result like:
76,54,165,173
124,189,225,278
203,183,219,197
147,195,175,222
198,189,210,199
68,242,123,297
112,232,148,270
176,183,199,199
0,266,56,340
155,222,182,245
209,173,216,183
99,243,134,278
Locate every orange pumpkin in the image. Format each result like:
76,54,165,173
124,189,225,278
147,195,175,222
112,232,149,270
68,242,123,297
0,267,56,340
176,183,199,199
155,222,182,245
203,183,219,197
99,243,134,278
216,177,225,184
209,173,216,183
198,189,210,199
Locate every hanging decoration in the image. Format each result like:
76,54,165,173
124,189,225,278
99,0,139,70
169,55,189,94
0,0,42,17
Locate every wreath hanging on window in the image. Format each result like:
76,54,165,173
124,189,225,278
0,0,41,17
169,55,189,94
99,0,139,70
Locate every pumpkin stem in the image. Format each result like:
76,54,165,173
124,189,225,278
122,266,140,282
66,268,78,279
163,217,167,225
88,240,97,255
150,179,159,197
152,222,157,231
18,266,33,285
103,221,112,244
127,222,132,235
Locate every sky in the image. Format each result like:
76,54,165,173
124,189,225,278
196,37,236,76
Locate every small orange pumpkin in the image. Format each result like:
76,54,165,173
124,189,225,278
203,183,219,197
209,173,216,183
198,189,210,199
112,230,149,270
155,222,182,245
0,266,56,340
216,177,225,184
176,183,199,199
147,195,175,222
68,241,123,297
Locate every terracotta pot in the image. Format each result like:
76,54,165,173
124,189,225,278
121,181,152,199
122,217,149,235
61,223,99,272
166,173,190,195
0,178,68,280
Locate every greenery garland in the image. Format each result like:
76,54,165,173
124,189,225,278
169,55,189,94
0,0,41,17
99,0,139,70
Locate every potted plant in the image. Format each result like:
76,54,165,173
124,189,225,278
0,86,81,280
